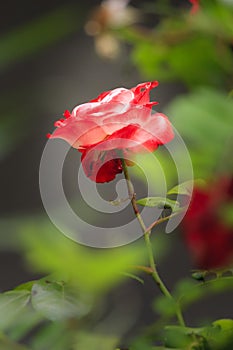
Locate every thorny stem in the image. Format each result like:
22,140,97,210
121,158,185,327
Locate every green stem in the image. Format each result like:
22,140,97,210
147,207,186,233
121,158,185,327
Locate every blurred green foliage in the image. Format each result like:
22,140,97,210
153,276,233,321
119,0,233,89
166,88,233,179
162,321,233,349
20,219,151,295
0,216,168,349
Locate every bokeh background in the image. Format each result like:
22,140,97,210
0,0,233,349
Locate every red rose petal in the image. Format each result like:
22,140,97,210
81,149,123,183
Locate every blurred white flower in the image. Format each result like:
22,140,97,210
95,33,121,59
85,0,139,59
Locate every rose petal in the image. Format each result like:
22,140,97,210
131,81,159,105
81,149,123,183
83,124,140,152
101,88,134,104
49,118,107,148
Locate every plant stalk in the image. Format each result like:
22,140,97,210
121,158,185,327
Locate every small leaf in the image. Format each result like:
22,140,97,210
167,180,199,196
0,290,31,330
201,319,233,348
14,281,35,292
174,279,202,305
74,331,118,350
7,307,42,342
212,319,233,332
164,326,205,348
122,272,144,284
164,326,191,348
137,197,179,211
154,296,178,317
177,277,233,310
31,280,91,321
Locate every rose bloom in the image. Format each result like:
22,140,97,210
182,177,233,270
48,81,174,183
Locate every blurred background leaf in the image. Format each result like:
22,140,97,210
74,331,118,350
0,290,31,331
30,279,92,321
166,88,233,179
20,218,149,295
118,0,233,89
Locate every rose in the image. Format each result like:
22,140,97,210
182,177,233,270
47,81,174,182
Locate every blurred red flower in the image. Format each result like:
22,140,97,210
183,177,233,270
188,0,199,14
48,81,174,182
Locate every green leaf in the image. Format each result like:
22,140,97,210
201,319,233,349
7,307,42,343
167,35,233,87
31,280,91,321
176,277,233,310
129,338,156,350
74,331,119,350
128,17,233,88
154,296,178,317
174,279,200,299
163,325,207,349
137,197,179,211
164,326,195,348
0,290,30,331
30,322,73,350
167,180,205,196
14,281,35,292
212,319,233,332
167,181,193,196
